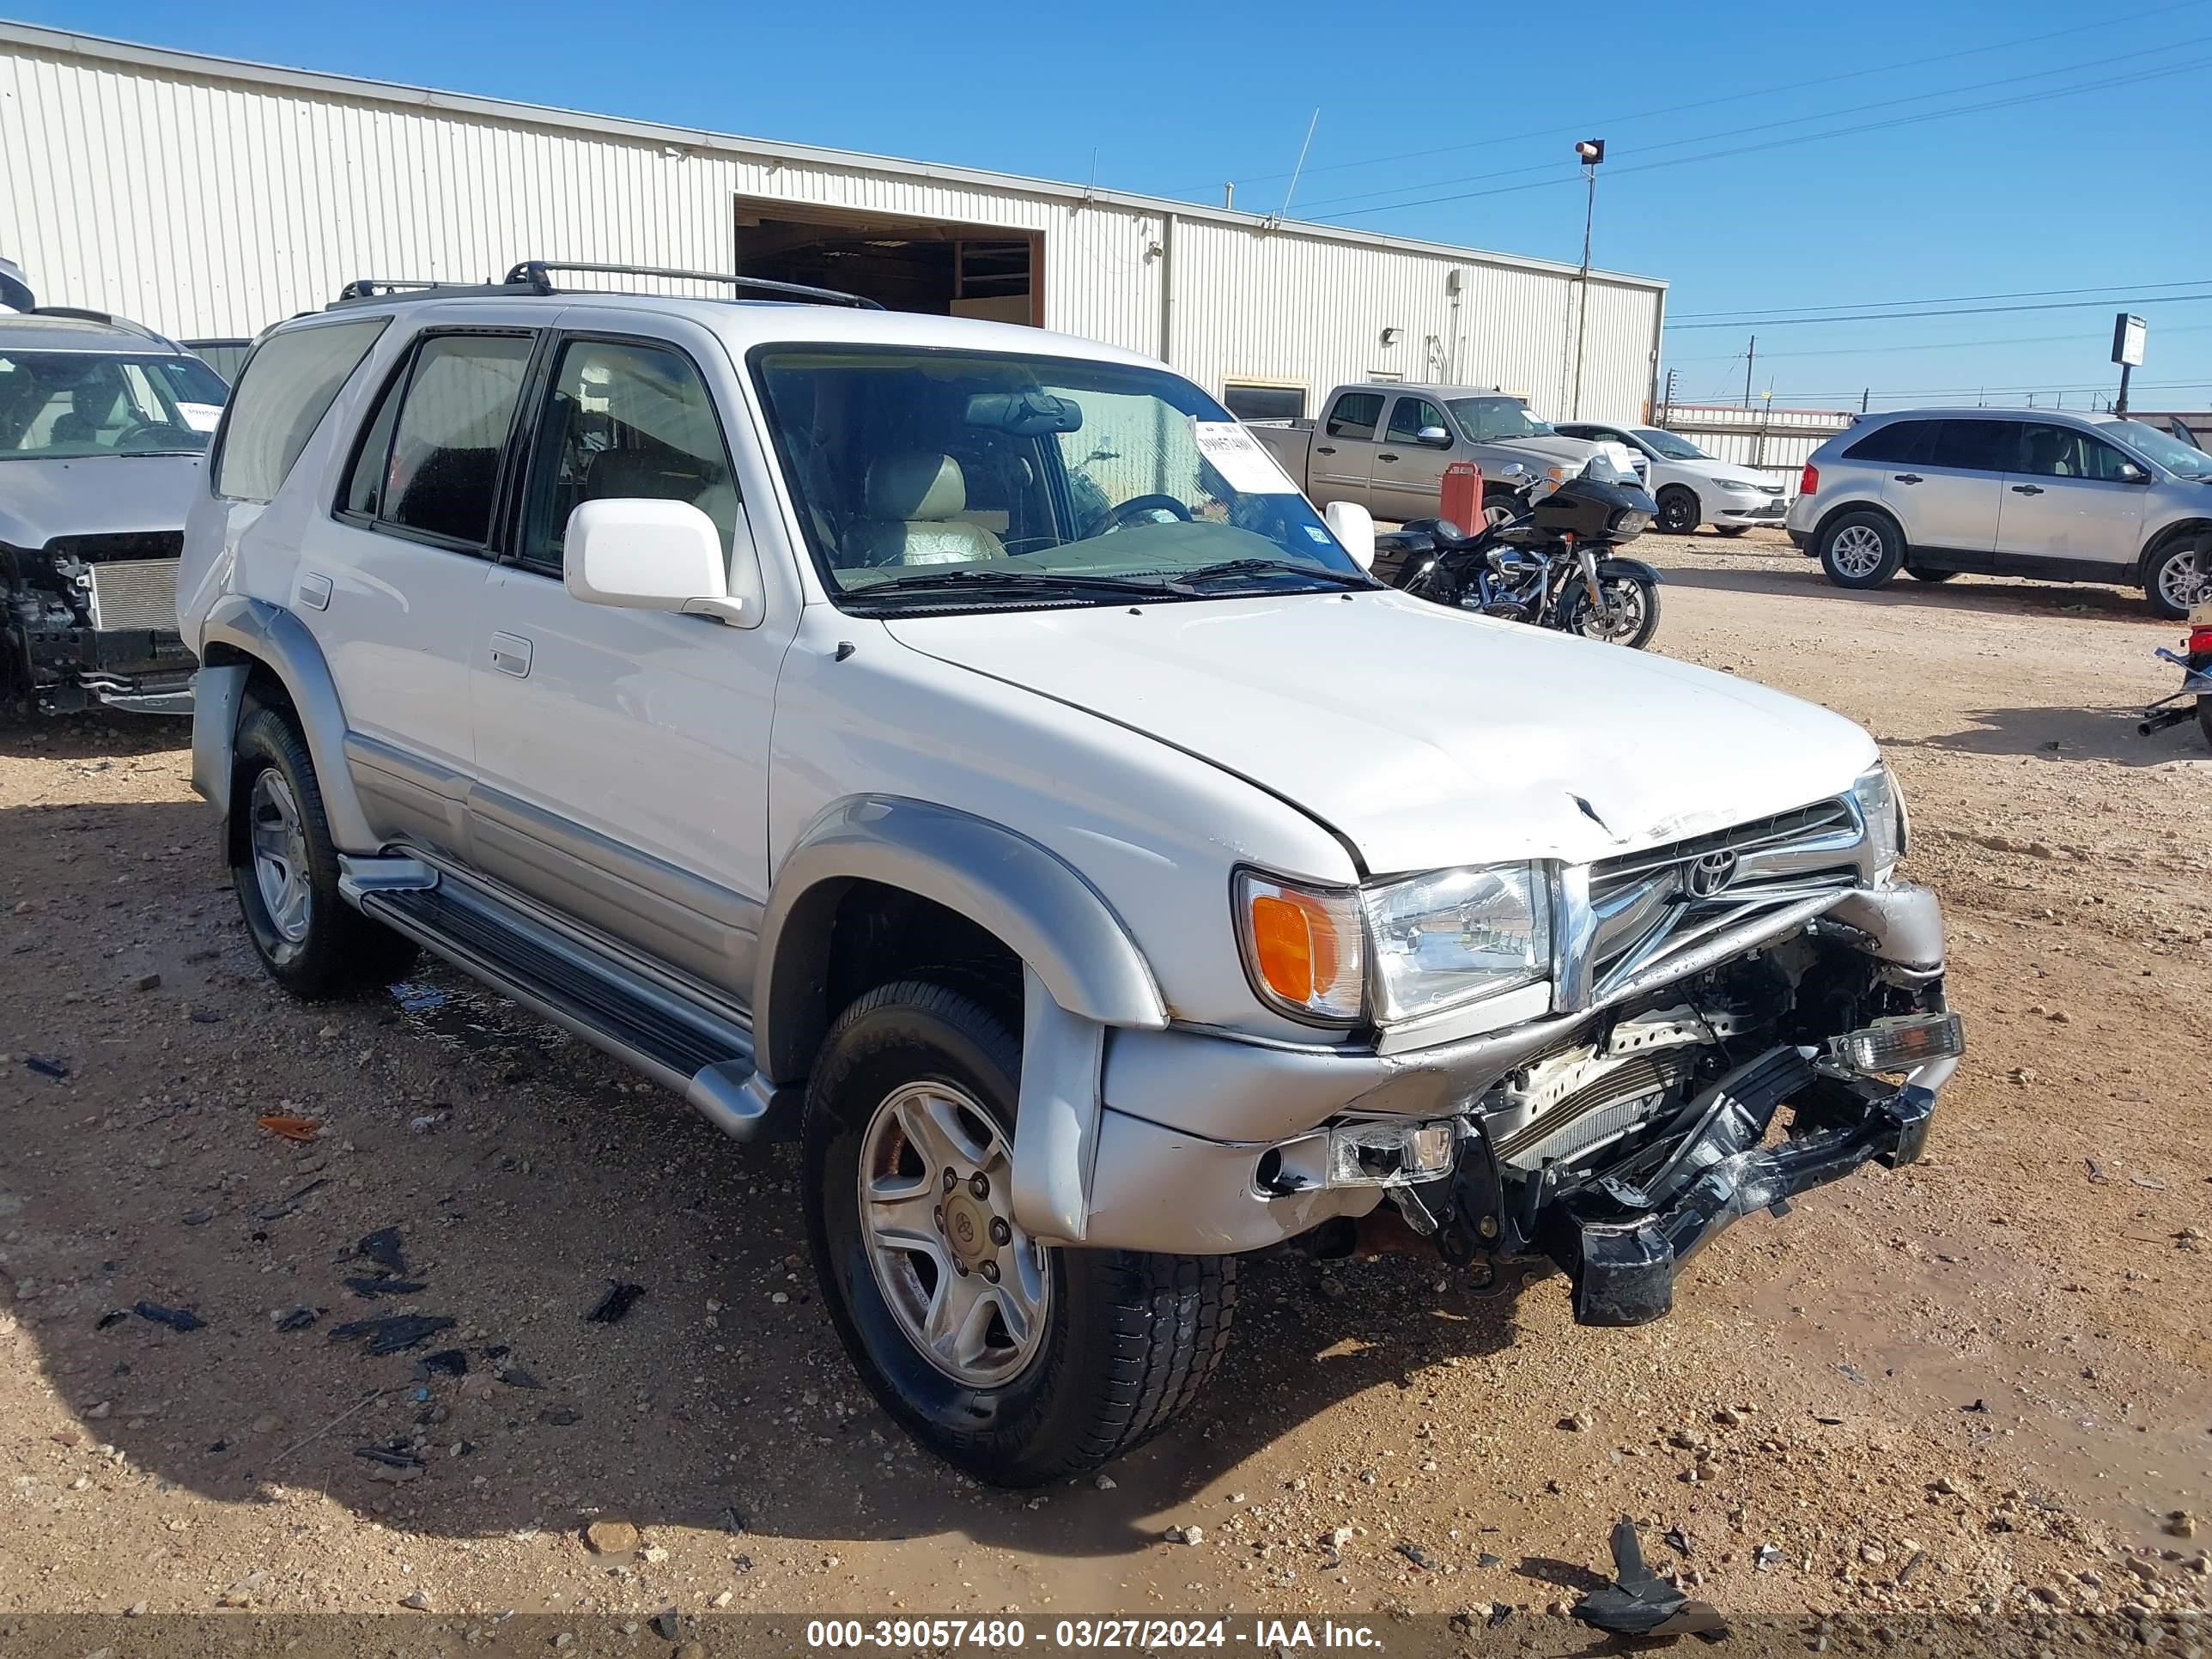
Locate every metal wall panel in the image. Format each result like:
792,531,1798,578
0,27,1660,423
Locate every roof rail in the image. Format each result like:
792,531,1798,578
501,259,884,310
329,276,540,308
28,304,165,341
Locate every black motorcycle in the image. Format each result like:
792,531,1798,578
1370,459,1664,648
2137,587,2212,752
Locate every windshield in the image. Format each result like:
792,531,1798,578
752,346,1364,609
1633,426,1710,461
1446,395,1553,443
0,349,228,459
2105,418,2212,479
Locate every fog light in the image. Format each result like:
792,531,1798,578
1829,1012,1964,1077
1325,1120,1458,1187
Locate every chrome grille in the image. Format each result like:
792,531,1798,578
1583,798,1861,1000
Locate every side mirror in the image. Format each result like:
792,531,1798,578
1324,500,1376,570
1416,425,1453,448
563,498,760,627
2117,461,2150,484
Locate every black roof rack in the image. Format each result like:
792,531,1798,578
501,259,883,310
329,276,539,308
26,305,166,341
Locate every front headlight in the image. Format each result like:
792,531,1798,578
1854,762,1906,872
1719,478,1762,493
1611,507,1651,538
1362,862,1551,1022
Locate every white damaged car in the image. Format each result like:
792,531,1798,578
179,261,1963,1485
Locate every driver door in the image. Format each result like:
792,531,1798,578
1371,394,1454,521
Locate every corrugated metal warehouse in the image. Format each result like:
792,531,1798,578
0,21,1668,422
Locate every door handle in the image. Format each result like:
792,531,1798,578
1892,474,1923,484
1316,445,1336,455
488,632,533,678
1378,453,1400,463
2010,483,2045,495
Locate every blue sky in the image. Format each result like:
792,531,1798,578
17,0,2211,413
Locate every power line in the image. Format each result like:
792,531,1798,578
1294,33,2206,216
1311,53,2212,224
1751,377,2212,405
1666,290,2212,332
1665,320,2212,363
1671,278,2212,323
1186,0,2212,193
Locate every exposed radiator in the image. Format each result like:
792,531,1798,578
85,559,181,634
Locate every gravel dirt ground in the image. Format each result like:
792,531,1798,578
1,528,2207,1650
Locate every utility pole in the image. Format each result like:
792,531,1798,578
1860,388,1869,413
1742,334,1756,409
1661,367,1678,419
1569,139,1604,420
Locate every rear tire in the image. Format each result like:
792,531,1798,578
231,704,419,998
2144,538,2210,621
1654,487,1699,536
1818,511,1905,589
803,979,1236,1487
1906,566,1960,583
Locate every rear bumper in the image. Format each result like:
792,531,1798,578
1786,526,1811,551
1543,1045,1936,1326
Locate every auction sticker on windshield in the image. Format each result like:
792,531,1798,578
1191,421,1297,494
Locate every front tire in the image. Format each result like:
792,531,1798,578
1818,511,1905,589
803,980,1236,1487
1565,572,1661,649
231,703,419,997
1654,487,1699,536
2144,538,2210,621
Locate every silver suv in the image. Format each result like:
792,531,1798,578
1784,407,2212,617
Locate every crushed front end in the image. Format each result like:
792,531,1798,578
2,532,196,714
1385,799,1961,1324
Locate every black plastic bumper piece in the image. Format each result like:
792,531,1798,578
1544,1046,1936,1328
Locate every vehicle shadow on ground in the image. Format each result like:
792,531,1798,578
1652,562,2169,625
1894,702,2205,767
2,795,1530,1564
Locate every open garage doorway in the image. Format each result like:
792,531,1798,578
733,198,1039,325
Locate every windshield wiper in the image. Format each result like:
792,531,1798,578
1162,557,1376,592
843,567,1173,605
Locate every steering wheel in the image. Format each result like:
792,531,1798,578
1097,494,1194,533
113,421,180,452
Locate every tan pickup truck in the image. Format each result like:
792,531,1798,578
1248,381,1606,521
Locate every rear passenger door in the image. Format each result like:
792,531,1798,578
308,325,536,856
467,325,787,1000
1997,422,2147,575
1310,390,1385,506
1878,418,2009,562
1371,394,1454,521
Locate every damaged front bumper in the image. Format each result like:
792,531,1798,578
1540,1036,1945,1327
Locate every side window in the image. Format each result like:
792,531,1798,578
214,318,388,502
1925,419,2017,474
339,357,409,518
519,337,739,574
1324,392,1383,440
2018,422,2132,482
1386,397,1448,442
377,335,533,546
1843,420,1929,465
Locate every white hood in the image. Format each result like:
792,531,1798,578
885,588,1877,877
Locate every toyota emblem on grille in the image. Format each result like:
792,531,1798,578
1686,850,1740,897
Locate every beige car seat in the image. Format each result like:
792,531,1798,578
847,453,1003,567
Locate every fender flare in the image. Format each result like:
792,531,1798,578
752,795,1167,1091
1597,555,1661,586
193,595,377,853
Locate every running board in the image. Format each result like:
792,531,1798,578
343,860,782,1140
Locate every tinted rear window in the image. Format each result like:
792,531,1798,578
1842,420,1931,465
214,319,388,503
1925,419,2018,473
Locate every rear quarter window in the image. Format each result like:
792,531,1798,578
214,318,389,503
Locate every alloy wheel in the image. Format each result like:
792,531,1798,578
2159,548,2211,613
857,1080,1050,1388
1829,525,1887,580
1577,580,1648,644
247,769,313,944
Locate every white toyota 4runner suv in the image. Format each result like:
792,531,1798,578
179,261,1962,1486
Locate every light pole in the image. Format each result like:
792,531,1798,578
1569,139,1604,419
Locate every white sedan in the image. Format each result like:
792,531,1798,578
1557,422,1790,536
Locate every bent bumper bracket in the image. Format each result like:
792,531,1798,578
1546,1047,1935,1328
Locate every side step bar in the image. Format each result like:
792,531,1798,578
343,860,784,1140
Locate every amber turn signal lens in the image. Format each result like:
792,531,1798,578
1250,891,1333,1004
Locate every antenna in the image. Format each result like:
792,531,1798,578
1271,109,1321,227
